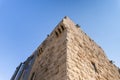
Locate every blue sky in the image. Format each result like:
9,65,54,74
0,0,120,80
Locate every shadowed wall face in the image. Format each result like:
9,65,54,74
11,17,120,80
30,22,67,80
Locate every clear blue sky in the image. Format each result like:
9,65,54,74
0,0,120,80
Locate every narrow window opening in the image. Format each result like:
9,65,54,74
30,72,35,80
39,49,40,54
58,28,61,34
61,25,64,31
55,31,59,37
118,68,120,74
39,49,41,54
38,48,43,56
30,55,34,59
40,48,43,53
91,62,98,73
37,50,40,56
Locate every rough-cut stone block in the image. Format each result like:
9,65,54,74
11,16,120,80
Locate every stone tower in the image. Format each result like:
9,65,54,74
11,17,120,80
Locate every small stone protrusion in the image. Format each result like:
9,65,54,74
109,60,114,64
47,34,49,37
64,16,68,19
76,24,81,28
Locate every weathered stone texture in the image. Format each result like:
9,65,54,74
64,17,120,80
30,17,120,80
28,22,67,80
11,16,120,80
